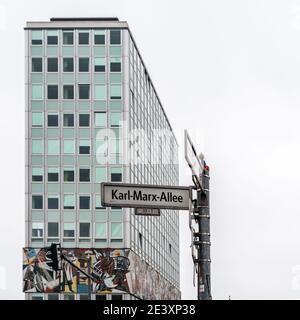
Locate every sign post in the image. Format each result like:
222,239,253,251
184,130,212,300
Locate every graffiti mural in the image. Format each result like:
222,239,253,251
23,247,60,293
23,247,180,299
23,248,131,294
128,251,181,300
61,248,130,294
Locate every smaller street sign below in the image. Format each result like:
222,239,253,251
135,208,161,216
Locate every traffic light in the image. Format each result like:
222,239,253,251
46,243,60,271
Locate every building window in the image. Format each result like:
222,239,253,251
110,58,121,72
94,58,105,72
63,114,74,127
63,140,75,154
110,30,121,45
63,58,74,72
79,32,89,45
32,112,43,127
94,85,106,100
111,167,122,182
32,294,44,300
32,222,43,238
32,168,43,182
79,114,90,127
47,85,58,99
47,113,58,127
48,222,59,237
111,222,123,238
79,58,89,72
111,295,123,300
64,169,74,182
32,195,43,209
95,167,106,183
79,168,90,182
94,112,106,127
95,295,106,300
110,84,122,100
63,31,74,45
48,168,59,182
47,30,58,45
63,85,74,99
64,223,75,238
79,196,90,209
47,140,60,154
48,294,59,300
31,30,43,45
79,223,90,237
94,31,105,45
31,85,43,100
78,84,90,99
47,58,58,72
110,112,121,127
79,141,90,154
32,140,44,154
95,196,102,209
64,195,75,209
48,196,59,209
32,58,43,72
95,223,106,239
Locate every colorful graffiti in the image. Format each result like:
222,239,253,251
23,248,131,294
23,247,60,293
61,248,130,294
23,247,180,299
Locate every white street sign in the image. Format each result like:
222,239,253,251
101,183,192,210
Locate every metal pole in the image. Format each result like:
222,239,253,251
87,254,91,300
196,165,212,300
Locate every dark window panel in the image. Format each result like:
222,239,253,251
78,84,90,99
48,197,59,209
79,33,89,45
47,36,58,45
110,30,121,44
48,172,59,182
32,174,43,182
64,170,74,182
79,114,90,127
94,34,105,45
63,85,74,99
32,39,42,45
79,222,90,237
110,62,121,72
63,58,74,72
79,58,89,72
63,114,74,127
47,85,58,99
79,169,90,182
111,173,122,182
79,146,90,154
47,58,58,72
95,65,105,72
79,196,90,209
48,222,59,237
32,58,43,72
32,195,43,209
47,114,58,127
63,32,74,45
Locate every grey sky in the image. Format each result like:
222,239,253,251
0,0,300,299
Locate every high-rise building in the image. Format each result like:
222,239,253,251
24,18,180,300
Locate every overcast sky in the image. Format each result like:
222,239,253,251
1,0,300,300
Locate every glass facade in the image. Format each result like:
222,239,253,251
26,20,179,300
